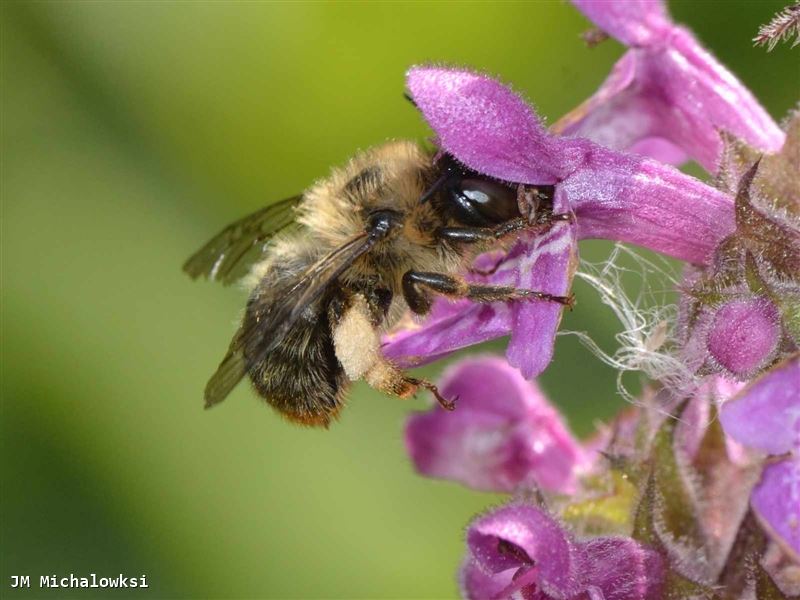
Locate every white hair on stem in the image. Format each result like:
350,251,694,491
559,243,697,405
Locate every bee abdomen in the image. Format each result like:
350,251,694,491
248,316,347,428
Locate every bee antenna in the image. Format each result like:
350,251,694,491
403,92,419,110
419,171,450,204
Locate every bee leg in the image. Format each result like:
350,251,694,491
405,378,457,410
364,363,457,411
402,271,575,315
437,218,527,244
331,293,456,410
331,295,417,400
437,213,573,245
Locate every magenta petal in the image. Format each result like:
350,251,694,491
706,297,782,378
751,457,800,561
459,558,513,600
383,300,512,368
565,3,784,170
579,537,664,600
644,29,784,170
721,355,800,560
404,357,585,493
507,223,577,378
467,504,584,597
564,148,735,263
719,355,800,456
628,137,687,166
664,28,785,163
571,0,671,46
557,51,690,165
394,66,742,373
406,66,581,183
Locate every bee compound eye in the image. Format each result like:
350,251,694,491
449,177,519,226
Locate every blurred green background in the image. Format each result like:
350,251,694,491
2,1,796,598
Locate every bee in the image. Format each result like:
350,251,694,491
184,140,572,427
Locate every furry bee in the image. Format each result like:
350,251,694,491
184,140,571,427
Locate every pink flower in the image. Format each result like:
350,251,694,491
559,0,785,170
461,503,664,600
720,354,800,561
384,66,735,378
404,357,586,494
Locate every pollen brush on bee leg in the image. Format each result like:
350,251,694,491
331,292,458,411
183,139,573,427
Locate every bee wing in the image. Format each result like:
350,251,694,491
203,232,373,408
183,195,303,285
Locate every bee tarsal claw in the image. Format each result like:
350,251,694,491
561,293,576,310
444,394,459,411
414,379,456,411
432,387,457,411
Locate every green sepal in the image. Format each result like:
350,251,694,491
716,509,767,596
754,559,799,600
561,470,637,535
650,409,706,548
661,570,723,600
632,473,723,600
776,293,800,344
632,470,660,546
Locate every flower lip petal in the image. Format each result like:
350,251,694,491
719,354,800,456
751,458,800,561
459,558,513,600
406,66,580,184
384,223,578,378
506,223,578,378
383,300,512,369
